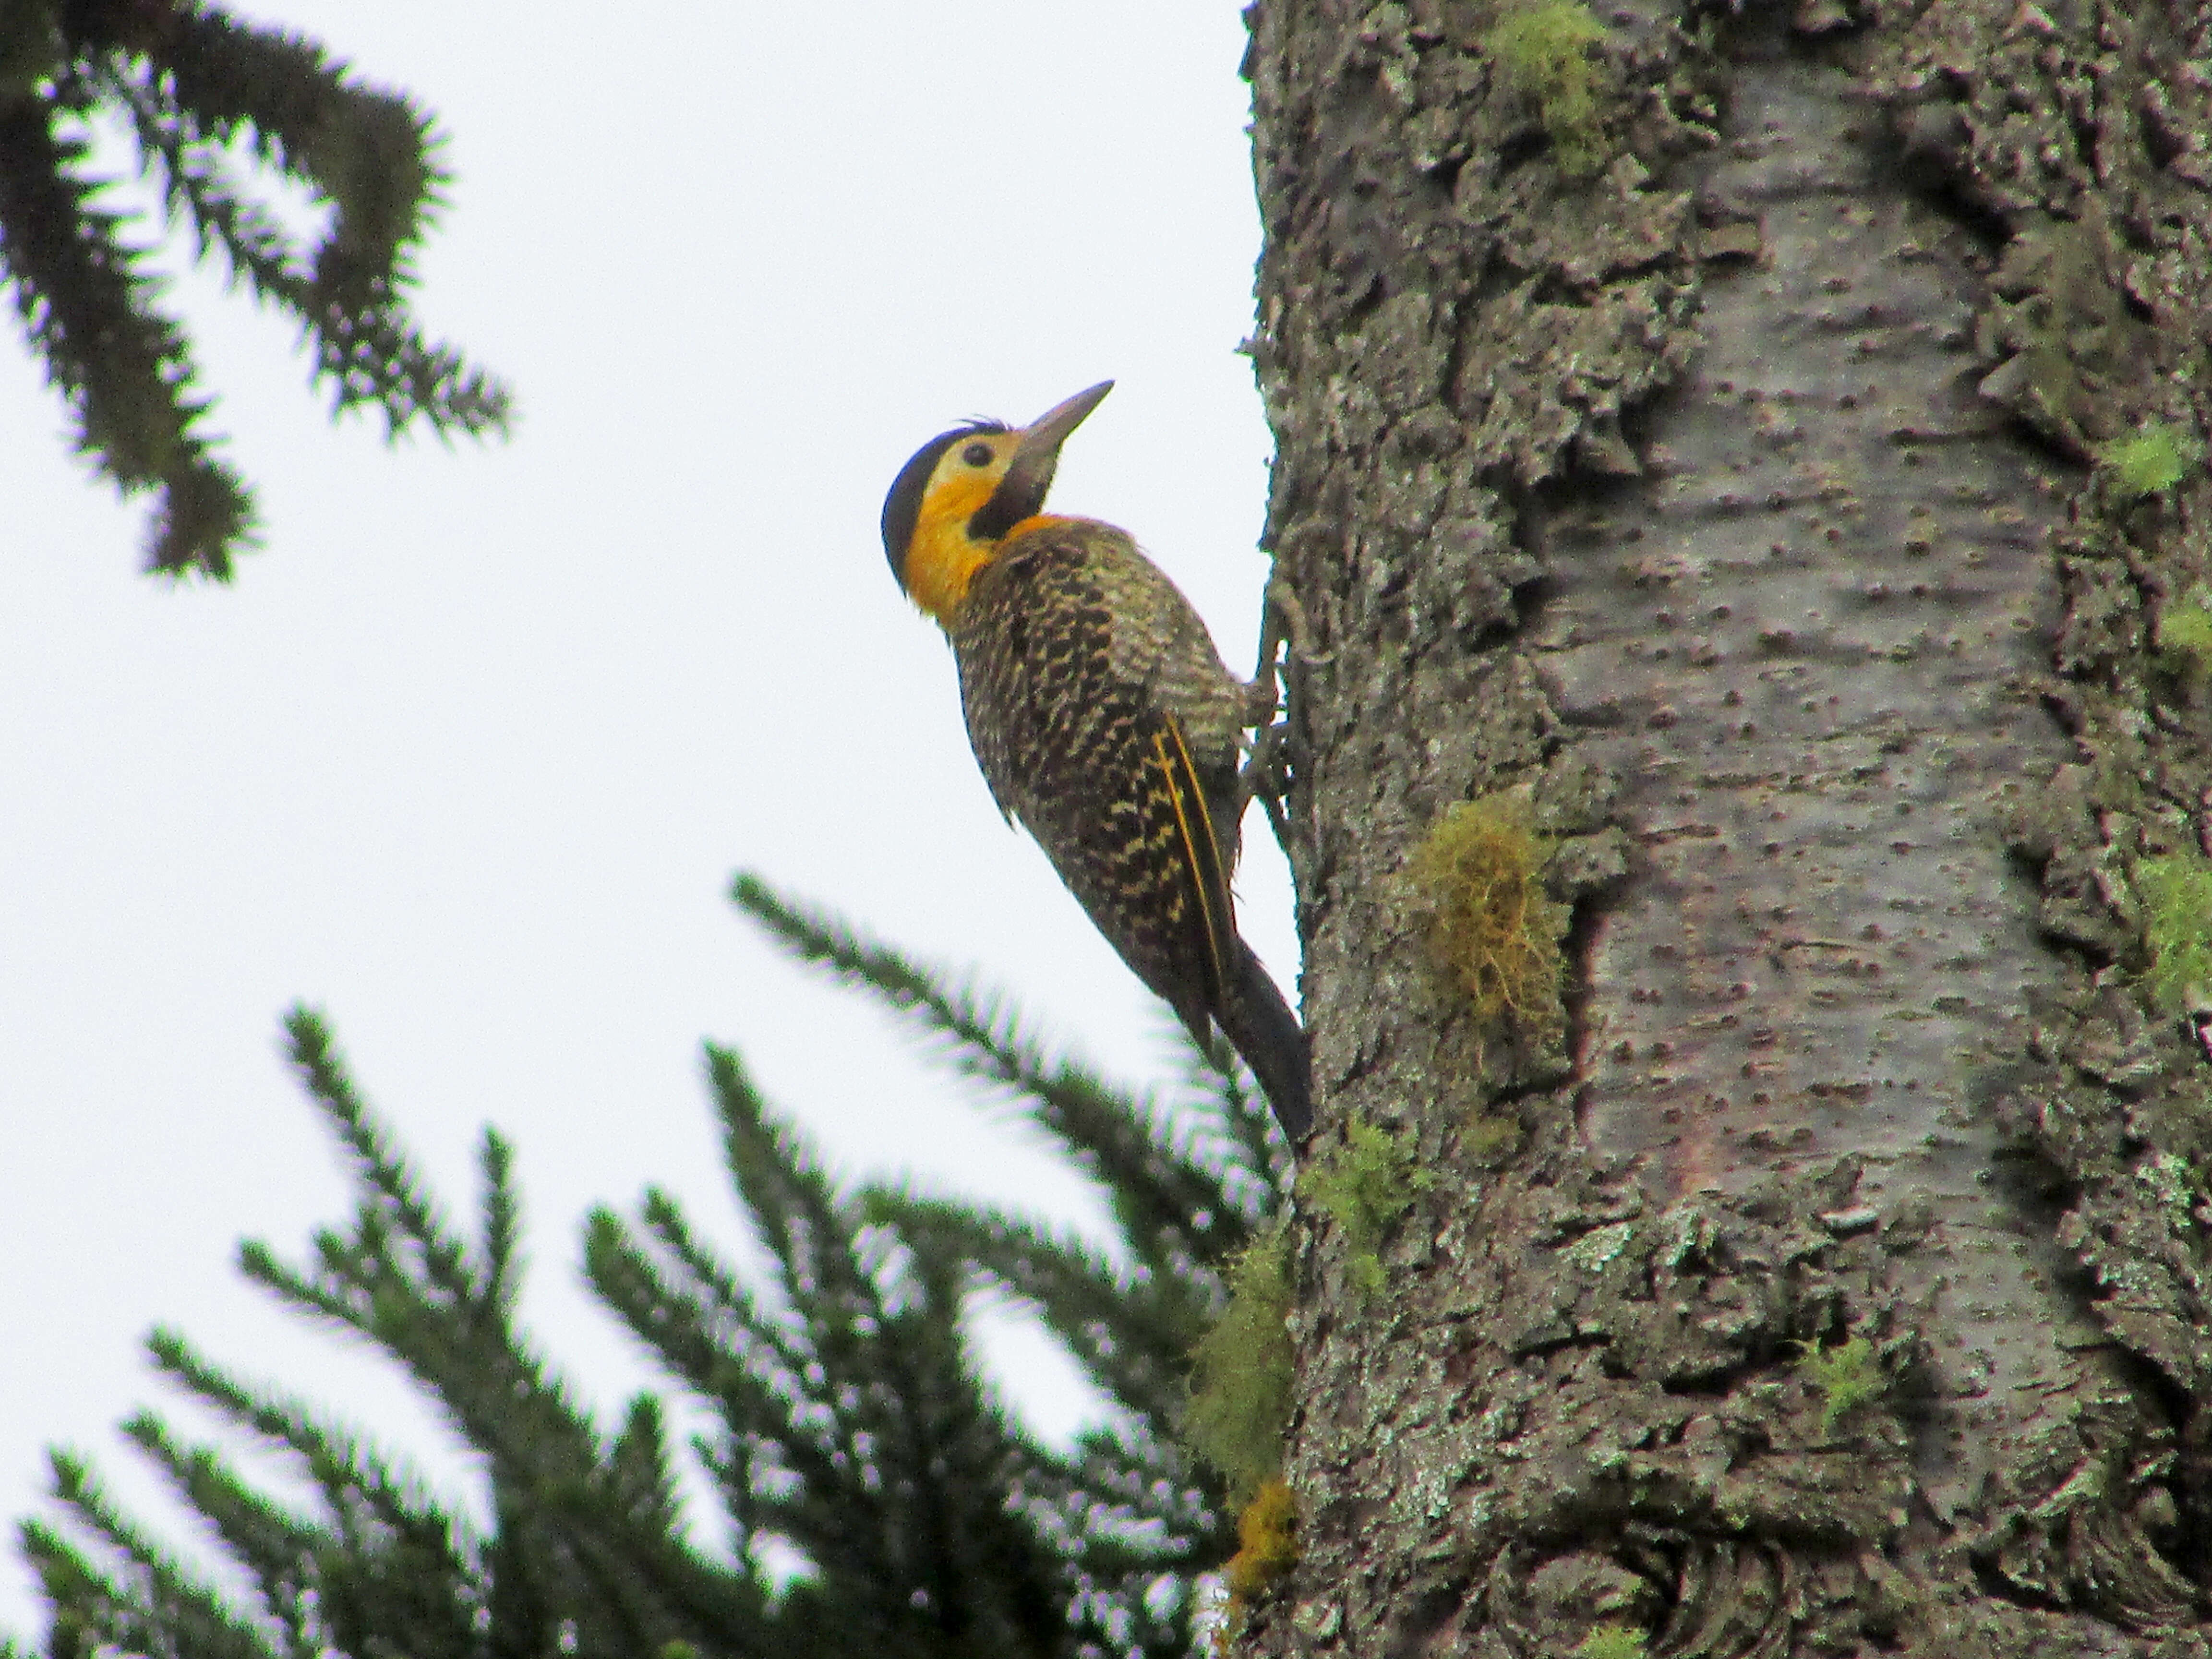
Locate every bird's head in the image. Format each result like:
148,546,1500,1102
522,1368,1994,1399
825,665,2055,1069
882,380,1112,624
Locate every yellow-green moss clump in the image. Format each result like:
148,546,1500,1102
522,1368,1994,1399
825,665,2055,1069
2157,588,2212,683
1462,1111,1523,1165
1186,1223,1295,1504
1482,0,1611,176
1207,1478,1300,1654
2139,851,2212,1014
1796,1332,1884,1435
2096,421,2203,498
1578,1626,1650,1659
1225,1478,1299,1603
1299,1114,1437,1297
1407,792,1569,1054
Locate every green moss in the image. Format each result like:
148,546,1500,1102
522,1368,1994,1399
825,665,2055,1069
2156,590,2212,682
1224,1478,1299,1603
1299,1115,1437,1297
2140,851,2212,1014
1482,0,1612,177
1462,1111,1523,1165
2095,421,2203,498
1407,792,1569,1057
1185,1222,1294,1503
1578,1626,1649,1659
1796,1333,1884,1435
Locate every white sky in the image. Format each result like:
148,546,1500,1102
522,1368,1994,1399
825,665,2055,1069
0,1,1292,1635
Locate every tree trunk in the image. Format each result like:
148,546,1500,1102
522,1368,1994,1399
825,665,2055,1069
1247,0,2212,1651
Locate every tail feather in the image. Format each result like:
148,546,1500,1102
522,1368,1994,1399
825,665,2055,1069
1220,942,1311,1144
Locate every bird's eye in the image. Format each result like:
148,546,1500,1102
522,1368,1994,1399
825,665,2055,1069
962,441,995,467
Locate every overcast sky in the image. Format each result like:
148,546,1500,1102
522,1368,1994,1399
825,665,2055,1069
0,0,1292,1634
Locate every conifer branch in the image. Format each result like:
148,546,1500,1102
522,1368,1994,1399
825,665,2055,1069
2,2,510,576
268,1013,671,1557
275,1008,505,1319
38,1452,275,1659
139,7,429,251
862,1192,1214,1431
730,872,1285,1269
0,96,254,575
701,1043,882,1359
478,1129,523,1317
602,1397,684,1539
110,69,305,305
15,962,1247,1658
121,1415,315,1593
98,59,508,438
117,1407,480,1658
142,1325,455,1553
1060,1422,1222,1549
589,1056,1171,1653
1177,1030,1290,1210
584,1198,827,1550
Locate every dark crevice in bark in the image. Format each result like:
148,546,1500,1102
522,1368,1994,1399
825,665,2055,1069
1967,1554,2073,1618
1558,882,1616,1086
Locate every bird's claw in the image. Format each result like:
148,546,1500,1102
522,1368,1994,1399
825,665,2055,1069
1241,719,1294,857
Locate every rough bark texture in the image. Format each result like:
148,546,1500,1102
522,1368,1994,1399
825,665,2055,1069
1245,0,2212,1651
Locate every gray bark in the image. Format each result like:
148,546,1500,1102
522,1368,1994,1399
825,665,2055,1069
1246,0,2212,1651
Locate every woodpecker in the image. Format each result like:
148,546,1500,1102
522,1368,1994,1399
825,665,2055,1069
881,382,1311,1144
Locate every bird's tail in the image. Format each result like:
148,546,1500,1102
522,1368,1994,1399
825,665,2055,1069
1221,942,1312,1145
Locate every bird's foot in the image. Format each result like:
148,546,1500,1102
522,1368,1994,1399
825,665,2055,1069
1241,719,1294,857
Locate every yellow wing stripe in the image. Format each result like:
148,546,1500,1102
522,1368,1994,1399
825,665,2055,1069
1153,715,1231,1006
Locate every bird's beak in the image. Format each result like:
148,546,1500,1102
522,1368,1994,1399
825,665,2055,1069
1017,381,1114,465
977,381,1114,534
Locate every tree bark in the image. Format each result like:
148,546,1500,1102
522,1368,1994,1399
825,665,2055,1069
1247,0,2212,1651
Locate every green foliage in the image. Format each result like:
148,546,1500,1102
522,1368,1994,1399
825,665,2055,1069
1796,1333,1884,1436
1406,792,1568,1055
2140,852,2212,1014
585,1046,1081,1658
1579,1625,1649,1659
1184,1224,1295,1506
16,1008,761,1659
732,872,1293,1238
0,1,508,576
730,872,1294,1646
1298,1115,1436,1297
12,879,1290,1658
1481,0,1611,177
2095,421,2203,498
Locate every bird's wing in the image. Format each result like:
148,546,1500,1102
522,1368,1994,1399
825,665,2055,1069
1085,530,1251,870
1092,535,1246,729
1148,708,1236,1008
955,535,1234,1020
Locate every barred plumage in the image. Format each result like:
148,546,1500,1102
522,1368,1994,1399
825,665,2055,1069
882,383,1311,1143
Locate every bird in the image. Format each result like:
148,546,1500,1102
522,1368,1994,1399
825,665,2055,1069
880,380,1311,1144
